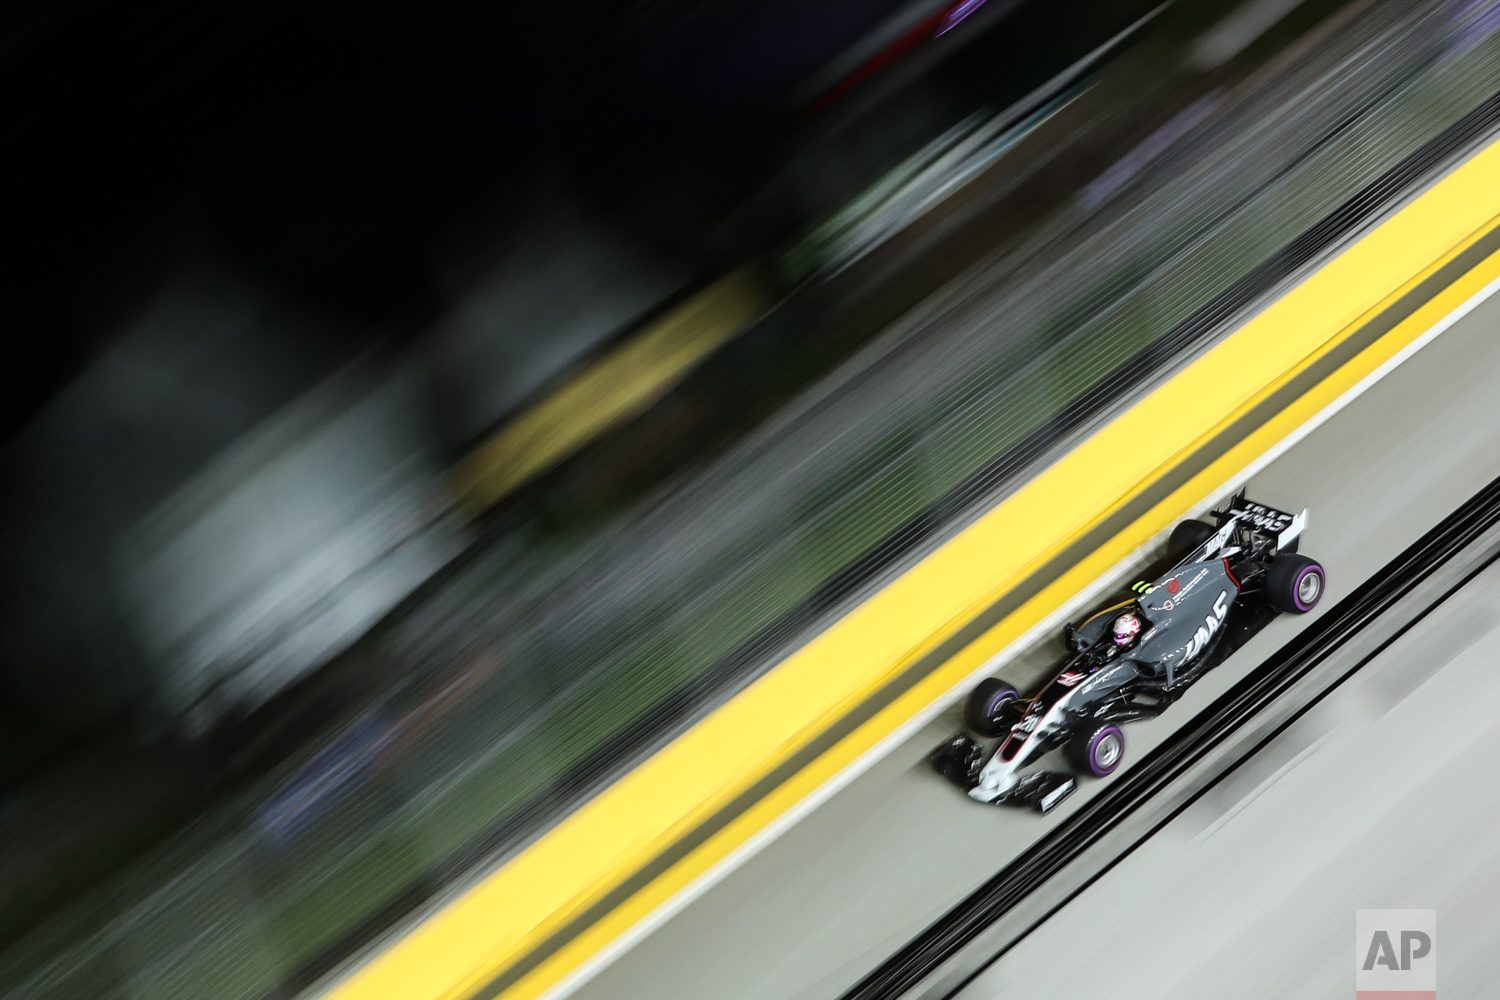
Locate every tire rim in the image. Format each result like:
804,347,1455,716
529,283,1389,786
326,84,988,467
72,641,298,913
1095,733,1122,768
1297,569,1323,606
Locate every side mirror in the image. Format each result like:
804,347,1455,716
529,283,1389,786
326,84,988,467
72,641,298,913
1064,623,1082,651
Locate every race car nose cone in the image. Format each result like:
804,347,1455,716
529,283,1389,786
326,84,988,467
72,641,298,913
968,768,1016,803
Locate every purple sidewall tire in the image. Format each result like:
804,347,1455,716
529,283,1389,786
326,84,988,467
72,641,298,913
986,688,1017,718
1086,725,1125,777
964,679,1021,737
1291,563,1325,612
1268,554,1326,614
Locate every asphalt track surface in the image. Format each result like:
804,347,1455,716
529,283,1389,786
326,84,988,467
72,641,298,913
564,266,1500,1000
955,514,1500,999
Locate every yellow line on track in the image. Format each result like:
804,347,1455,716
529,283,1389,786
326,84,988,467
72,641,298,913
454,265,772,515
325,137,1500,1000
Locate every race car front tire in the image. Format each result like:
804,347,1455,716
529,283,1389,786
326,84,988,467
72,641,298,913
964,678,1022,738
1266,553,1326,614
1067,722,1126,777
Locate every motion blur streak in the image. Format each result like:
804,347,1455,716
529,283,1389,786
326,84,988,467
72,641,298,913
320,88,1500,1000
566,194,1500,1000
454,265,775,516
8,2,1500,999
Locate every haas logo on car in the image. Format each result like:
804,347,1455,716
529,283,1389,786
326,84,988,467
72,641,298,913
1240,503,1292,532
1184,591,1230,660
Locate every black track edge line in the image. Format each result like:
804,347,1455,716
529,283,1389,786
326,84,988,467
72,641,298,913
838,471,1500,1000
275,86,1500,1000
943,519,1500,1000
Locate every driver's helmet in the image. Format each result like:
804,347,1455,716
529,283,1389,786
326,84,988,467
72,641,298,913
1112,612,1143,646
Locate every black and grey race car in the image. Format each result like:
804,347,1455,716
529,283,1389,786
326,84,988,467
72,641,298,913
932,493,1326,813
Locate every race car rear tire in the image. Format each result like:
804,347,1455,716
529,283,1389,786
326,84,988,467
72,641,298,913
1168,519,1215,561
1266,554,1326,614
1067,723,1126,777
964,679,1021,738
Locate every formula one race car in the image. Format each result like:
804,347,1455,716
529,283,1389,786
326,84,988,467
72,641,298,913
932,493,1325,814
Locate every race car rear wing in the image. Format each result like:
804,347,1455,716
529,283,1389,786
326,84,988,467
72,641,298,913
1173,492,1310,565
1210,490,1308,551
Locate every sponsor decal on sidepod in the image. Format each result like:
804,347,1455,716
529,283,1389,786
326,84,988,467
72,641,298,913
1183,590,1230,660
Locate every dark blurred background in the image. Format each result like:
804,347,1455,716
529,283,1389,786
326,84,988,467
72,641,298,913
7,0,1378,989
2,0,1160,436
1,0,1169,739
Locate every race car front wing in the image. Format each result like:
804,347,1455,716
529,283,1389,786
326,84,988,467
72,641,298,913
931,735,1077,814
